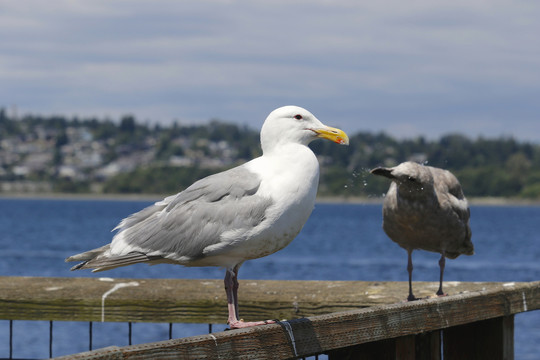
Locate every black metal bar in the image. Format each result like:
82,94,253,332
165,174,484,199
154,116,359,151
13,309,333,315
168,323,173,340
9,320,13,360
208,323,212,333
49,320,53,358
128,322,132,345
89,321,93,351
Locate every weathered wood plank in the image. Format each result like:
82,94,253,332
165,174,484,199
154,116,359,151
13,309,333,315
1,276,534,324
306,282,537,355
52,281,540,360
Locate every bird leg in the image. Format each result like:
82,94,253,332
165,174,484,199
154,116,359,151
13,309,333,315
230,263,241,321
436,252,447,296
225,268,238,325
407,250,418,301
224,266,275,329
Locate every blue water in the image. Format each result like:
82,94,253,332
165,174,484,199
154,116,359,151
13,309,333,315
0,198,539,358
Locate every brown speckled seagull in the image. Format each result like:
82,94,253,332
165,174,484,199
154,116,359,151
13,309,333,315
66,106,349,328
371,161,474,301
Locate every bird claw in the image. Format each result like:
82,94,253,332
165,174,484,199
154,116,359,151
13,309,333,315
228,319,276,329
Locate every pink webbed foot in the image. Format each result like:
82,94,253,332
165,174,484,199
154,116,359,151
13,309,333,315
228,319,276,329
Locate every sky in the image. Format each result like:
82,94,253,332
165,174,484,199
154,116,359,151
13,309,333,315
1,0,540,141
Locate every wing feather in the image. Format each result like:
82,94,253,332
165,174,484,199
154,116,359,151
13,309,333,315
431,167,473,257
109,165,273,263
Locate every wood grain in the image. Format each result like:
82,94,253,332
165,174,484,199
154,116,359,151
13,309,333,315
2,277,538,359
1,276,531,323
48,280,539,359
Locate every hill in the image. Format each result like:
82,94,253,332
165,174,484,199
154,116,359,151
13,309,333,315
1,108,539,199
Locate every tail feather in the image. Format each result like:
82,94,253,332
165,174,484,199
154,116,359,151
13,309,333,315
66,244,111,263
66,244,164,272
94,253,157,272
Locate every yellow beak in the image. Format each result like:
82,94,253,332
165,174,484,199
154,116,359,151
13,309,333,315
313,126,349,145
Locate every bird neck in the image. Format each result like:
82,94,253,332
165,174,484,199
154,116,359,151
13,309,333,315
397,182,435,201
261,141,310,158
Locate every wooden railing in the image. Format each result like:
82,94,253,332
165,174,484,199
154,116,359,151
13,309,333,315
1,276,538,359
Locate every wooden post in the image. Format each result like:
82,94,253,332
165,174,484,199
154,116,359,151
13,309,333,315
327,338,397,360
328,332,441,360
443,315,514,360
394,335,416,360
414,331,441,360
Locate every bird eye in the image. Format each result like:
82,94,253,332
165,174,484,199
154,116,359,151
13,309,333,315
293,114,303,120
408,176,417,182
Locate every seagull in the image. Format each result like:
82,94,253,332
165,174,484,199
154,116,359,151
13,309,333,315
66,106,349,328
370,161,473,301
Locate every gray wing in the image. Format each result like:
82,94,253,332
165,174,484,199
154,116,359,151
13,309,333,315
112,165,273,260
432,168,469,222
432,168,473,256
68,165,273,271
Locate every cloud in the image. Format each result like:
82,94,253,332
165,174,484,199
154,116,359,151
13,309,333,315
1,0,539,140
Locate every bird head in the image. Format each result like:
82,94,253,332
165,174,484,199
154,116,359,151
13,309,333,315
371,161,434,194
260,106,349,153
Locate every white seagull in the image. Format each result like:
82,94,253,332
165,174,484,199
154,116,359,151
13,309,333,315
371,161,474,301
66,106,349,328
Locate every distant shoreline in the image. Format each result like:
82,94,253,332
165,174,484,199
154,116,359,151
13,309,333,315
318,196,540,206
1,192,539,206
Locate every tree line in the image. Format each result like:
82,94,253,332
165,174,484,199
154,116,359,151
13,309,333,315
1,109,539,199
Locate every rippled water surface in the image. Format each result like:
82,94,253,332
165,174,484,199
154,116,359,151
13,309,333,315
0,198,538,358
